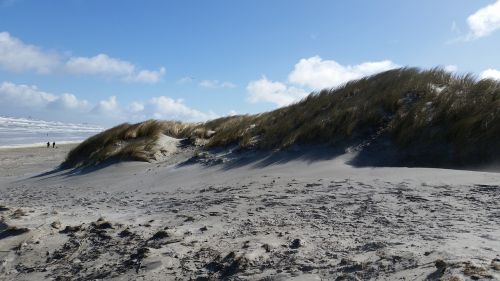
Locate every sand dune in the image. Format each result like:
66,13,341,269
1,142,499,280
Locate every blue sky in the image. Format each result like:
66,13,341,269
1,0,500,126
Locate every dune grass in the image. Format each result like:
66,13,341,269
62,120,170,168
196,68,500,165
64,68,500,168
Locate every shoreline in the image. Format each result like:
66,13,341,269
0,140,82,150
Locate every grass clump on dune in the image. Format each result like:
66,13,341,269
62,120,174,168
64,68,500,168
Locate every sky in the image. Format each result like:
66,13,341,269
1,0,500,126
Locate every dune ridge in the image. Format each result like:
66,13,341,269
63,68,500,169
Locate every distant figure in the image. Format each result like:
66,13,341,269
47,142,50,148
52,142,55,148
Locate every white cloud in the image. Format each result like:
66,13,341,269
480,68,500,80
49,93,90,111
200,80,215,88
65,54,165,83
0,32,59,74
0,81,56,107
445,65,458,73
247,76,308,107
128,101,145,113
247,56,399,107
0,81,215,124
91,95,216,122
0,81,89,111
0,32,165,83
127,67,166,84
288,56,398,89
66,54,134,76
467,0,500,39
147,96,217,121
91,96,120,116
200,79,236,89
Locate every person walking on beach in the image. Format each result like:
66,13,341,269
52,142,55,148
47,142,50,148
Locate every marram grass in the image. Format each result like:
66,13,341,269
63,68,500,168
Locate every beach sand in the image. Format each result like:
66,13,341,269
0,142,499,280
0,144,77,179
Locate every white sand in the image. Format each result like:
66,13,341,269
0,143,499,280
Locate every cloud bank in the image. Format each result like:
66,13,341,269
0,82,89,110
0,32,165,83
0,81,215,125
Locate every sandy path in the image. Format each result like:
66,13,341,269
0,146,499,280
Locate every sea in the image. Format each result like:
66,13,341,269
0,116,104,148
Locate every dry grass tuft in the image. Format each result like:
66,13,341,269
62,120,178,168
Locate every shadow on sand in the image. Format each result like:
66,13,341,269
179,138,500,173
31,138,500,179
30,159,125,180
219,145,348,171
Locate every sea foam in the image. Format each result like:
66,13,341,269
0,116,103,148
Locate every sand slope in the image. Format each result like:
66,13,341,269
0,144,499,280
